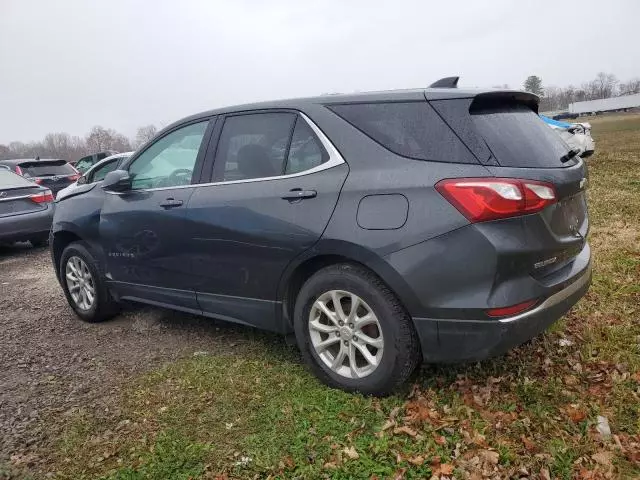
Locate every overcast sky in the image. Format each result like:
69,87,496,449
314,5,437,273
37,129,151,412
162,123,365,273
1,0,638,143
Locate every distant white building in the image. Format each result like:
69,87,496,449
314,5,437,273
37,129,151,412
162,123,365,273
569,94,640,115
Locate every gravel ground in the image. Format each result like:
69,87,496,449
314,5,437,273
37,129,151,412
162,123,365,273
0,243,270,473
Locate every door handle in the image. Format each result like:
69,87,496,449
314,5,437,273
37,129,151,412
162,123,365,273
159,198,183,209
281,189,317,201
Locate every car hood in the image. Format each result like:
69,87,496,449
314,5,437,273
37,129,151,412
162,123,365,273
56,182,98,202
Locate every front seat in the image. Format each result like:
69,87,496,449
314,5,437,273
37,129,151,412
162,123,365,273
236,144,276,179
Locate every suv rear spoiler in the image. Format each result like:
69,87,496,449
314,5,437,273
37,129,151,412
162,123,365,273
470,91,540,113
16,159,68,168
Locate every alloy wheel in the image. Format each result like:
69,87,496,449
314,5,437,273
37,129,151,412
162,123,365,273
308,290,384,379
65,256,96,311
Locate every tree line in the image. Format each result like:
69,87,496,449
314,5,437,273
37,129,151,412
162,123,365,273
524,72,640,111
0,124,158,162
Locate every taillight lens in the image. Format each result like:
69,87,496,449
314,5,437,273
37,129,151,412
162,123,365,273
15,165,23,176
29,190,54,203
68,174,80,181
435,178,557,223
486,299,538,318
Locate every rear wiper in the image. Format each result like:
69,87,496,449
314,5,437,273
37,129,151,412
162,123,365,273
561,148,581,163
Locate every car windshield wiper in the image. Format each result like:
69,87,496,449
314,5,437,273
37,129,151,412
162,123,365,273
560,148,581,163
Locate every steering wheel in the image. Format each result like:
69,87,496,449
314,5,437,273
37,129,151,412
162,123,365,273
165,168,193,186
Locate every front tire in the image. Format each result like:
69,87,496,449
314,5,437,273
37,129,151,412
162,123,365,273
294,263,420,396
60,241,119,323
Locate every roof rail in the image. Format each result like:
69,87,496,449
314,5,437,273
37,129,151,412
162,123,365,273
429,76,459,88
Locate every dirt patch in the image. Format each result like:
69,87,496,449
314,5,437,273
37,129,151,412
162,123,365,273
0,244,269,470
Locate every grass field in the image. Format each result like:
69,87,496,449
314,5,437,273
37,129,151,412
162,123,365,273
18,115,640,479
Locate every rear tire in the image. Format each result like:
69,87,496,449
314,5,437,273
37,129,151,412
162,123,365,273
30,236,49,248
293,263,420,396
60,241,119,323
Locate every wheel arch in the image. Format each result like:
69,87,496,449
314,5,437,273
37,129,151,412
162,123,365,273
278,240,422,330
51,225,91,282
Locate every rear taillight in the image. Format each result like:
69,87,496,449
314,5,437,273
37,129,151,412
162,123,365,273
486,299,538,318
15,165,23,176
435,178,557,223
68,174,80,181
29,190,54,203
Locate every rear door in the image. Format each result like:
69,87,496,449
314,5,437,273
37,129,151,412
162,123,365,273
19,160,79,195
187,111,348,330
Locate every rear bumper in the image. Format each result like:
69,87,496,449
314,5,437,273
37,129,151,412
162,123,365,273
0,206,54,243
413,260,592,363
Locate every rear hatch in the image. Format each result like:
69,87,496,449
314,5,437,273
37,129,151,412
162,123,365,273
18,160,79,194
0,170,52,217
429,92,588,279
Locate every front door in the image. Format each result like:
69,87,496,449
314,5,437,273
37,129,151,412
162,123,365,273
187,112,348,330
99,120,211,311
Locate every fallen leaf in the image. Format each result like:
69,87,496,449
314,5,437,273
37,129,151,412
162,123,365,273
393,467,407,480
566,405,587,423
591,450,613,466
393,426,418,437
435,463,454,475
478,449,499,465
539,467,551,480
521,435,536,452
434,434,447,445
381,419,396,431
343,446,359,460
596,415,611,438
323,461,337,469
407,455,424,466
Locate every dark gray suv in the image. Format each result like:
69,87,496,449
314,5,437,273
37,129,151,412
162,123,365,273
51,81,591,395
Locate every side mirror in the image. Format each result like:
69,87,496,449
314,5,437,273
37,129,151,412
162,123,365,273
102,169,132,192
77,175,87,185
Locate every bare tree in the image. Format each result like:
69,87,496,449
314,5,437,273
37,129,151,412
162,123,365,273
619,78,640,96
85,126,131,152
591,72,619,99
0,144,11,160
135,125,158,148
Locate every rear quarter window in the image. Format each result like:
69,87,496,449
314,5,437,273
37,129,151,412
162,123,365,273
327,101,477,164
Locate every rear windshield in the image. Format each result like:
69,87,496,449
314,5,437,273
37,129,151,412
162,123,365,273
328,102,477,164
471,104,571,168
0,169,34,188
20,161,75,177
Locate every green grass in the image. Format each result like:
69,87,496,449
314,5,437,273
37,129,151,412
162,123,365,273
17,114,640,479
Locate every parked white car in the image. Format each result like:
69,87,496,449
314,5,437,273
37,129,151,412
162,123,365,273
540,115,595,158
56,152,132,200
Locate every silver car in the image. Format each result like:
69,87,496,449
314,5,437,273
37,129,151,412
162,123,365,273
56,152,133,201
0,168,55,247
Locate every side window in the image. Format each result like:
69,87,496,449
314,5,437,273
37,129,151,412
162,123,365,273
128,121,208,190
75,157,93,173
213,113,296,181
90,160,118,183
284,117,329,174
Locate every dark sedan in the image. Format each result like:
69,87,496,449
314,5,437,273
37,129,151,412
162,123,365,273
0,158,80,195
0,168,55,247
